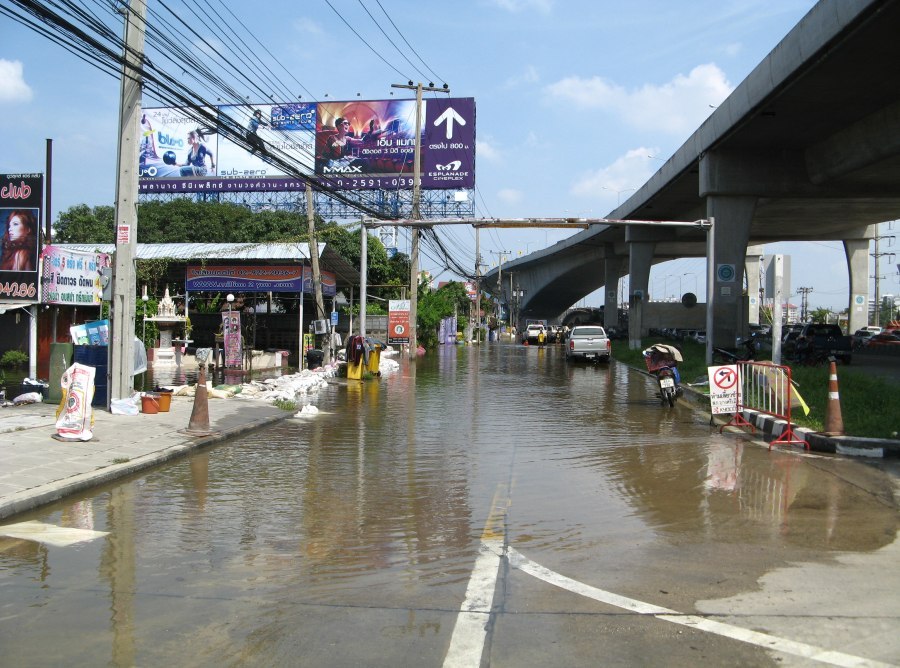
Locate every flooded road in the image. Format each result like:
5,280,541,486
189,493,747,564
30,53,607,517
2,342,898,666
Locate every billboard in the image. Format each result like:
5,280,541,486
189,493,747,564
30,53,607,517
0,173,43,302
138,98,475,194
40,246,111,306
186,265,336,296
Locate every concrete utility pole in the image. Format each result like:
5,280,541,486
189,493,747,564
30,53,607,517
390,81,450,356
306,183,329,361
798,286,813,322
475,227,481,343
109,0,146,405
492,250,510,327
871,227,896,326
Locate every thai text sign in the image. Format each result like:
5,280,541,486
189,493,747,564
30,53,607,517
388,299,410,346
0,173,43,302
41,246,111,306
708,365,740,415
186,265,335,296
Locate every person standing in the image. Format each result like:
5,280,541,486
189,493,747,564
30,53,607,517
0,209,38,272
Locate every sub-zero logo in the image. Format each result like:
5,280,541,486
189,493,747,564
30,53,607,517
323,164,363,174
435,160,462,171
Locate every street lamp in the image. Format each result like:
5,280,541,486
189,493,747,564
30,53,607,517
602,186,636,205
226,293,234,311
683,272,698,294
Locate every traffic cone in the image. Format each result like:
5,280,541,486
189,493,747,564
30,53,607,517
823,360,844,436
183,363,214,436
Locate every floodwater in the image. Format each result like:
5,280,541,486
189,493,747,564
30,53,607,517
2,342,898,666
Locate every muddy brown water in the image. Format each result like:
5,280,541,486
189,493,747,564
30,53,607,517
1,342,896,665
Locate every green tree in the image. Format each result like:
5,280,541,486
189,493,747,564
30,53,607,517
810,307,832,323
417,281,470,350
53,204,115,243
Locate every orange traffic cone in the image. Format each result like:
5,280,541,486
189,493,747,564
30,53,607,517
823,360,844,436
183,363,215,437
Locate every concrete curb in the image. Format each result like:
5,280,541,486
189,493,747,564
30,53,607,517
722,408,900,458
626,362,900,458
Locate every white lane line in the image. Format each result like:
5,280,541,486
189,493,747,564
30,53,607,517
443,485,509,668
508,548,891,668
442,537,504,668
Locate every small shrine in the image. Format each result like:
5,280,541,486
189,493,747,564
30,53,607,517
145,287,189,367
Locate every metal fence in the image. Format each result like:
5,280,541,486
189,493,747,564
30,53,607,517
721,361,809,450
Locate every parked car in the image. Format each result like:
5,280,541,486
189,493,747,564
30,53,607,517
523,323,546,345
852,329,876,348
866,331,900,347
794,323,852,364
565,325,611,362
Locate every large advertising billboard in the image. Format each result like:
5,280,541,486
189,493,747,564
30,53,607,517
0,173,43,302
138,98,475,194
40,246,111,306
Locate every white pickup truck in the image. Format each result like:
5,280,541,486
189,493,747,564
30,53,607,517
565,325,611,362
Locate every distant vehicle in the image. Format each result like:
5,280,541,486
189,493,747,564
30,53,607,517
523,323,545,345
565,325,611,363
852,329,876,349
867,332,900,347
794,323,852,365
693,330,707,344
863,326,883,334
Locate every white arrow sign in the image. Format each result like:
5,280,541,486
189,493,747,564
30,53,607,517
434,107,466,139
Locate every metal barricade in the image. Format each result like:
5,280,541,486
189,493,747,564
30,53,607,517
721,361,809,450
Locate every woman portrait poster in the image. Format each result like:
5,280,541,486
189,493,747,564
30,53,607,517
0,208,39,272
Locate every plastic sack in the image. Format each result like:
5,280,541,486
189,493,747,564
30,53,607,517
13,392,43,405
55,363,95,441
110,395,140,416
133,336,148,375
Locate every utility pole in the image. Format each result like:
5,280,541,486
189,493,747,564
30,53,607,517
871,226,896,326
492,250,511,327
391,81,451,357
475,227,481,343
109,0,146,405
306,183,329,361
797,286,813,322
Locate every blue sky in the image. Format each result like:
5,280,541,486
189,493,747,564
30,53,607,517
2,0,892,311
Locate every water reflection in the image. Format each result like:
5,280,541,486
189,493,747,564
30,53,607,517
0,341,896,663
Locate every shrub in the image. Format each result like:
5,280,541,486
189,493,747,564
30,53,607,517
0,350,28,370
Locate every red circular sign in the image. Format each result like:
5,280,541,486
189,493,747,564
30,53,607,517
713,367,737,390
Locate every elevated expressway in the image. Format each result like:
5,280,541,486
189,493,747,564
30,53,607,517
481,0,900,354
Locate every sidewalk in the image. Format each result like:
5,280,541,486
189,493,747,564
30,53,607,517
0,395,293,521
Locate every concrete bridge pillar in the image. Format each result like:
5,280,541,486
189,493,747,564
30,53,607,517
844,226,876,333
705,195,756,356
626,231,656,349
603,252,627,329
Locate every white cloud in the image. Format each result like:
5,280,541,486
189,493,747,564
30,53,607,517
0,60,33,104
477,138,502,162
570,147,658,201
497,188,523,204
504,65,540,89
545,63,733,136
490,0,553,13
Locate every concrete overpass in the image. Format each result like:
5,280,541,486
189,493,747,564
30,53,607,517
483,0,900,352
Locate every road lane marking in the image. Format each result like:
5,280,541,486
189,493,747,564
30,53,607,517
443,486,509,668
508,548,891,668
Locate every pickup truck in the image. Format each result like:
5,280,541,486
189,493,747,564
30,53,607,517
565,325,611,362
795,323,852,364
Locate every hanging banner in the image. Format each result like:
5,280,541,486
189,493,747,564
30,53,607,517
0,173,43,302
222,311,242,368
40,246,111,306
186,265,336,295
388,299,410,346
